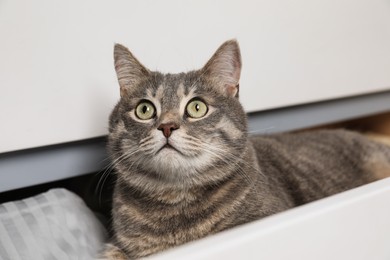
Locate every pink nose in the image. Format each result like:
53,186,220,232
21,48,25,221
157,123,179,138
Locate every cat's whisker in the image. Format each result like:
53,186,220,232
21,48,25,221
96,151,128,191
142,146,160,155
140,135,154,143
247,126,276,135
95,148,140,205
180,140,202,148
199,142,264,189
139,136,156,148
182,135,202,143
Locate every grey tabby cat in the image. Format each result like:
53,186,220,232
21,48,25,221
103,40,390,259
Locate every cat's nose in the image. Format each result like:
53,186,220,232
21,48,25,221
158,123,180,138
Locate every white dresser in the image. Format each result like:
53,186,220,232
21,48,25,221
0,1,390,259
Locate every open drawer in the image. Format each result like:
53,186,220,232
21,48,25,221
151,177,390,260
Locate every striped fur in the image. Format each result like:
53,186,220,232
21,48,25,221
103,40,390,258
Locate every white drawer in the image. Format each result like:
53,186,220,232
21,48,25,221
151,178,390,260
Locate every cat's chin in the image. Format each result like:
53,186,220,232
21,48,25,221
146,149,201,179
155,147,186,165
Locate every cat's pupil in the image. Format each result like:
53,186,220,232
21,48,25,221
195,103,200,111
142,105,148,114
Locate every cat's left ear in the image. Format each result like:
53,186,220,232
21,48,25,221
202,39,242,98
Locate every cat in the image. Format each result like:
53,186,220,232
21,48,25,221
102,39,390,259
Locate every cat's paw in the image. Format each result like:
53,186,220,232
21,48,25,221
100,243,128,260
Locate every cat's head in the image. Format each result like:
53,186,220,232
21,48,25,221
108,40,248,186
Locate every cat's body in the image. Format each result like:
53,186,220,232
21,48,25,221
103,40,390,259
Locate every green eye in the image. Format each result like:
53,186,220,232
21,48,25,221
135,101,156,120
186,99,208,118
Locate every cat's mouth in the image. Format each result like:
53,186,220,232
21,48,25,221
156,143,184,156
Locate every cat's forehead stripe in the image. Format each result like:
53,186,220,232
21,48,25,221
155,85,164,100
176,83,185,99
144,87,162,118
178,85,197,116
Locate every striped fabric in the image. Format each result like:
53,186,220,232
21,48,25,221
0,189,107,260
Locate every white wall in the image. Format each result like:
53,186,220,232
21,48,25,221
1,0,390,153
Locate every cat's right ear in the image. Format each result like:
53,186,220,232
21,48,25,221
114,44,150,97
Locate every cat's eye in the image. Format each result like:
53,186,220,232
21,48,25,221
186,99,208,119
135,101,156,120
